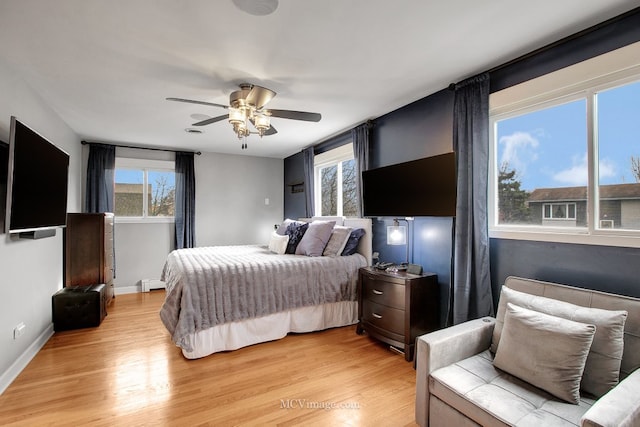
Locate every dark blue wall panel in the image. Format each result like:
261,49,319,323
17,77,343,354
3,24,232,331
372,216,454,328
283,8,640,324
283,151,306,220
370,89,453,169
490,238,640,302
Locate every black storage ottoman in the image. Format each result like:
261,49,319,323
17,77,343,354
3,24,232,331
52,284,107,331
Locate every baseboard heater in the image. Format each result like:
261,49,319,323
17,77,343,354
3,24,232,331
141,279,166,292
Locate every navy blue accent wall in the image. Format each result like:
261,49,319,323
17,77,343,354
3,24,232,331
283,7,640,325
283,151,306,220
371,217,454,328
370,89,453,169
490,239,640,301
489,7,640,302
369,88,455,327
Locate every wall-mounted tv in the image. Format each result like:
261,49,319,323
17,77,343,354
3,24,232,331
5,116,69,236
362,152,456,217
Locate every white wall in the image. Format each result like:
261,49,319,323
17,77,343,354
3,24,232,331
0,58,82,392
0,58,284,389
195,152,283,247
110,150,283,291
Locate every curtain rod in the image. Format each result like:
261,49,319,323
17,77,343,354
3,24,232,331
81,140,201,156
448,6,640,90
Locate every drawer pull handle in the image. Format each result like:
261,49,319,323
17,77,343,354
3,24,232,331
372,313,382,319
372,289,383,295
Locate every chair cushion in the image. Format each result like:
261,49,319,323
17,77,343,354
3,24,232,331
493,304,596,404
492,286,628,398
430,351,597,426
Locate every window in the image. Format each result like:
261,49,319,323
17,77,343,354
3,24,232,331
489,42,640,247
314,143,358,217
114,158,175,221
543,203,576,220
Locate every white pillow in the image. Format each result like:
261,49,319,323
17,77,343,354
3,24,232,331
494,303,596,404
267,231,289,254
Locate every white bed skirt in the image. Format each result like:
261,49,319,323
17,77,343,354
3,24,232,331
181,301,358,359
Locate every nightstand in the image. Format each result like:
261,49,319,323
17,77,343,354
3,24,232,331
356,266,439,361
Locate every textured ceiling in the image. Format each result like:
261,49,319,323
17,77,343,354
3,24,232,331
0,0,637,158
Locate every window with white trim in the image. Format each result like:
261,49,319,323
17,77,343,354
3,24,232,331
543,203,576,220
489,41,640,247
114,158,175,221
314,143,358,217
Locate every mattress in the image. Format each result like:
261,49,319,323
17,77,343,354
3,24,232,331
159,244,366,356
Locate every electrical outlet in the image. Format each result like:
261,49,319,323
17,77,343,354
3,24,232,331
13,322,26,340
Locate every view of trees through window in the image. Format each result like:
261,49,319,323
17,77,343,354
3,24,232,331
494,78,640,231
315,142,358,217
319,158,357,217
114,169,175,217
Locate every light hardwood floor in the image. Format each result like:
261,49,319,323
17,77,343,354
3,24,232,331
0,291,419,426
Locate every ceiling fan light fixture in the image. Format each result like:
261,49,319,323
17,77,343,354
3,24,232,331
228,107,246,125
253,113,271,136
233,120,250,139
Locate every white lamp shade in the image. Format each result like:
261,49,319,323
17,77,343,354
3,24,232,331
228,107,246,124
387,225,407,245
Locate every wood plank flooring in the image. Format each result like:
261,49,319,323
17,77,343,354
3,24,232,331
0,291,419,426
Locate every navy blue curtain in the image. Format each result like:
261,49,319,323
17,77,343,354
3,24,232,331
352,123,370,217
303,147,314,217
452,73,494,324
175,151,196,249
85,143,115,213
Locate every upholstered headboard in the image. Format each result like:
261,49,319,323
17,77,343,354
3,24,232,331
301,216,373,266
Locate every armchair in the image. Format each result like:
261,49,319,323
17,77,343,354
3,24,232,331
415,276,640,426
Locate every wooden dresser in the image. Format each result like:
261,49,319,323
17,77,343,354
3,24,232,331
64,213,115,304
357,266,439,361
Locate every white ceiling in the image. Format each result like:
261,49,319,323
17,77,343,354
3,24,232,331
0,0,637,159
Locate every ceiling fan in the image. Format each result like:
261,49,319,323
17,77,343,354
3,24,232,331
167,83,321,149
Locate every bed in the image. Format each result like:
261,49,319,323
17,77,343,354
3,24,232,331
159,217,372,359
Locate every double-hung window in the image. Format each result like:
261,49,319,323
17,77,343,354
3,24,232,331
314,143,358,217
114,158,176,222
489,42,640,247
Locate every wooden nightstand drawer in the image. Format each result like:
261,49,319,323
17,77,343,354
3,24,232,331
357,266,439,362
362,300,404,336
362,277,405,309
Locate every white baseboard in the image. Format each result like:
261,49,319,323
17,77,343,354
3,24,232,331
0,324,54,395
114,285,140,295
141,279,166,292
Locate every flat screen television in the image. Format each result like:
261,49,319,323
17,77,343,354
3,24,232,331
5,116,69,235
362,152,456,217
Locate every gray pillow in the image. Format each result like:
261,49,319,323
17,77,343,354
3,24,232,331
492,286,628,398
494,303,596,404
276,218,302,235
322,226,352,257
295,221,336,256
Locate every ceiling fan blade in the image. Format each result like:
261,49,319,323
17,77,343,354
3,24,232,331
192,114,229,126
245,85,276,109
264,125,278,135
166,97,228,109
268,109,322,122
249,116,278,136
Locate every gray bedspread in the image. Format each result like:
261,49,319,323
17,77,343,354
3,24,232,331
159,244,366,351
